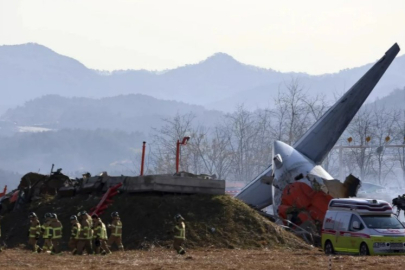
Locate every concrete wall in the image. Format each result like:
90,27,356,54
85,174,225,195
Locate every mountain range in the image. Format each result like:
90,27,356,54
1,43,404,114
0,94,223,134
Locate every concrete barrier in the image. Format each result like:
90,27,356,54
83,174,225,195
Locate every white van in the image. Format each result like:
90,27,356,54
322,198,405,255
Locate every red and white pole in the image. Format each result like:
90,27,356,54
140,141,146,176
176,140,180,173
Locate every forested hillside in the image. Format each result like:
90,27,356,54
0,129,143,181
1,94,223,134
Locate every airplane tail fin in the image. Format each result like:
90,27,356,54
294,43,400,164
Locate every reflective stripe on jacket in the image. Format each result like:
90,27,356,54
71,222,81,239
86,215,94,239
110,219,122,237
79,219,90,240
53,227,62,239
42,220,52,239
93,220,108,240
174,222,186,239
29,219,41,238
50,219,63,239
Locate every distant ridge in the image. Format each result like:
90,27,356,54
0,43,404,113
0,94,224,134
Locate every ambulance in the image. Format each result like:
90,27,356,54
322,198,405,255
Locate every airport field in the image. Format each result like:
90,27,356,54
1,248,404,270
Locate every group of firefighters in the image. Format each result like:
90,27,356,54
27,210,124,255
0,211,186,255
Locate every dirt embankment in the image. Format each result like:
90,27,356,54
0,194,307,250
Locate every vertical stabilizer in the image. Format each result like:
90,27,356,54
294,43,400,164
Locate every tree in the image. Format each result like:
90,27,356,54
150,113,195,174
393,110,405,185
271,78,311,144
344,108,375,181
271,78,329,145
188,125,233,180
224,106,260,182
370,106,399,185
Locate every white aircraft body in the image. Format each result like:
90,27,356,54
236,44,401,219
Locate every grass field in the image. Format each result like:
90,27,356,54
1,248,404,270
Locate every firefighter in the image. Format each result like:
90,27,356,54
50,213,63,255
83,211,94,254
81,210,94,247
92,214,111,255
41,213,53,253
68,215,81,255
76,211,93,255
107,211,124,251
173,214,186,255
28,212,42,253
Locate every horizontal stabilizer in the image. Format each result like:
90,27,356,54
235,166,273,208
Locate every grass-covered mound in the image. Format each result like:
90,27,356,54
0,194,308,250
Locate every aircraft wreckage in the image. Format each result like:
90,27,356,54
236,43,401,234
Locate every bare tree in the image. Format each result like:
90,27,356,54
250,109,274,175
224,105,261,182
370,106,399,185
150,112,234,179
190,125,233,179
345,108,375,181
302,93,329,122
393,110,405,184
271,77,329,145
210,126,234,179
150,112,195,174
271,78,312,144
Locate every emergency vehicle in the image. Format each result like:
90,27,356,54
322,198,405,255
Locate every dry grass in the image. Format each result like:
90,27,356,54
1,248,404,270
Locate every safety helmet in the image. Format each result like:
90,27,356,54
28,212,37,218
111,211,119,218
52,213,57,219
174,214,184,221
70,215,78,221
77,210,87,217
44,212,52,219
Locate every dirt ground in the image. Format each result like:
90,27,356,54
1,247,404,270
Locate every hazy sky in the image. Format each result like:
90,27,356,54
1,0,404,74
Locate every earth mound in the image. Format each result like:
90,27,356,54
1,194,308,250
